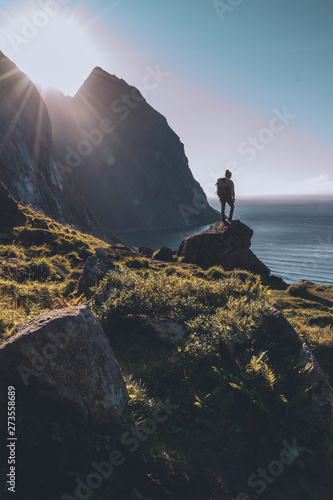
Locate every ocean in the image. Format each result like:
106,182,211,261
121,198,333,285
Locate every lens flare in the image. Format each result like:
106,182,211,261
1,3,101,95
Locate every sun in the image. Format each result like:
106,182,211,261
1,4,100,96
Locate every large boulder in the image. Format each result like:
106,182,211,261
266,307,333,425
226,303,333,427
0,305,127,421
178,220,270,275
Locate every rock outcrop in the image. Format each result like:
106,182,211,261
0,305,127,421
139,246,154,258
78,247,117,296
0,181,25,233
43,67,219,231
265,307,333,426
152,246,177,262
0,52,61,218
144,318,187,344
178,220,270,275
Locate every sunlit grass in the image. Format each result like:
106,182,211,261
0,205,111,338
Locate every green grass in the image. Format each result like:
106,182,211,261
89,265,333,498
122,256,150,269
0,205,111,341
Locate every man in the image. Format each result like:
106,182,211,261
216,170,235,224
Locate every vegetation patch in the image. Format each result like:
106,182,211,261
0,205,332,499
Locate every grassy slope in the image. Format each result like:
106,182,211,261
0,205,124,341
0,207,332,500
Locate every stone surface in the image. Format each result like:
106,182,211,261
178,220,270,275
0,305,127,421
153,246,176,262
266,307,333,426
0,52,122,243
0,181,25,231
144,318,187,344
299,279,315,286
139,246,154,258
78,248,116,295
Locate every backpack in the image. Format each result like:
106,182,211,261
216,178,225,198
216,178,231,198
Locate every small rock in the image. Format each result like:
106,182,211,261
80,248,94,260
299,279,315,286
139,246,154,258
78,248,116,295
153,247,176,262
145,318,187,344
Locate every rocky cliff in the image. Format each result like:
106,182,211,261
44,67,219,231
0,52,116,240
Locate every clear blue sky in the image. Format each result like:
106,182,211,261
1,0,333,197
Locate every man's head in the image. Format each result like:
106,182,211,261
225,170,232,179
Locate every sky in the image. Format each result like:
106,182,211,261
0,0,333,198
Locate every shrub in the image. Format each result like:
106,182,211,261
308,314,333,327
232,269,253,282
94,267,242,323
123,257,150,269
287,283,310,298
205,266,227,280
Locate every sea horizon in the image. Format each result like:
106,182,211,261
121,197,333,286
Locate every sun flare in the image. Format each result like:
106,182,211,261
1,5,100,95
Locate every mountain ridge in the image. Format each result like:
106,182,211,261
0,51,119,243
43,63,219,232
1,50,218,235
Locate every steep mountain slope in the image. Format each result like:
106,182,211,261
44,67,219,231
0,52,123,243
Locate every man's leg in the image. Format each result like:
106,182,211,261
228,198,234,221
221,199,227,222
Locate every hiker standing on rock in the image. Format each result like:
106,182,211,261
216,170,235,224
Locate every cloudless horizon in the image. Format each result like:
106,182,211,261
1,0,333,197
